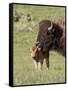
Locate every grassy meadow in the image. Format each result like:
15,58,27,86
13,4,66,86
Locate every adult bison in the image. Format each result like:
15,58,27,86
30,18,66,70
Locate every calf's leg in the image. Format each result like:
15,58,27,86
33,60,38,69
37,60,44,70
33,60,43,70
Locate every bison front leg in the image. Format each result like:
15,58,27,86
45,52,49,69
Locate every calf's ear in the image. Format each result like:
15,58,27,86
35,41,40,46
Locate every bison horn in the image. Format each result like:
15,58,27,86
48,22,53,31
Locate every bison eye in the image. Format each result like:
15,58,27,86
47,31,51,35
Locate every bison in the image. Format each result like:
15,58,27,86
30,42,49,70
30,18,66,70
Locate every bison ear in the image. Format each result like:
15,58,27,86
35,41,40,46
36,41,39,44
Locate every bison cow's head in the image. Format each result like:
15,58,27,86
37,20,56,53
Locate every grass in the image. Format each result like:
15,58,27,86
13,4,65,86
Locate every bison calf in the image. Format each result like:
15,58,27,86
30,42,49,70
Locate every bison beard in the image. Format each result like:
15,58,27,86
31,19,65,70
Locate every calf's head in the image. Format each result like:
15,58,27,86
30,42,41,60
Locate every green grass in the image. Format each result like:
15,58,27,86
13,4,65,86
